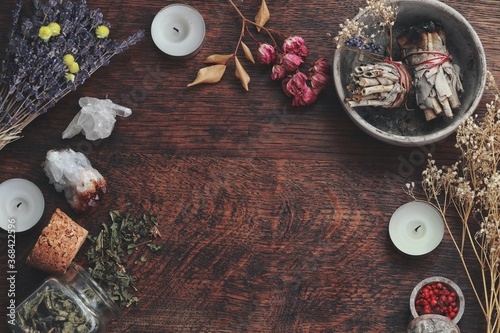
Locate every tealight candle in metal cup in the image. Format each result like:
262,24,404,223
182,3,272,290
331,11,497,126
0,178,45,233
388,201,444,256
151,4,206,59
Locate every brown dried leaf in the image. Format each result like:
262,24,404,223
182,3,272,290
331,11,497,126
241,42,255,64
255,0,270,32
204,54,233,65
187,65,227,87
234,57,250,91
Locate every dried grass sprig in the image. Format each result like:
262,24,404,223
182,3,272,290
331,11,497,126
408,70,500,332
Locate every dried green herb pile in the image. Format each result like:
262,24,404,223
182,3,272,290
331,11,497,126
16,282,96,332
85,210,162,307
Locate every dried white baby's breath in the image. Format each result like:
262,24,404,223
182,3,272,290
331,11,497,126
420,70,500,332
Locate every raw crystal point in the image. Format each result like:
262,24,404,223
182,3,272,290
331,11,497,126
43,148,107,213
62,97,132,140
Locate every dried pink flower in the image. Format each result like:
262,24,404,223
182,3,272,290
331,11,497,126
283,36,309,57
282,53,304,73
282,71,318,106
310,72,329,94
292,85,318,106
257,43,277,65
271,64,286,80
282,71,307,97
311,57,331,75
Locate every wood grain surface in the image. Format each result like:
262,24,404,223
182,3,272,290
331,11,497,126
0,0,499,332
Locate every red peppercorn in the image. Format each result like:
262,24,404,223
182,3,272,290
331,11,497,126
415,282,460,318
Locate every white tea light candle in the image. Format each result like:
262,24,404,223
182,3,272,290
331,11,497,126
389,201,444,256
0,178,45,232
151,4,206,59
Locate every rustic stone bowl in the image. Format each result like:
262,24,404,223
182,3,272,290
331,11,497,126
409,276,465,324
332,0,487,146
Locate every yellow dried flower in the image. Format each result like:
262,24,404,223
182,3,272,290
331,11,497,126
96,25,110,39
63,54,75,66
67,62,80,74
65,73,75,82
38,26,52,41
48,22,61,36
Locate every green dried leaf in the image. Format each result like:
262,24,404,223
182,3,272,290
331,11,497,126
187,64,227,87
85,210,163,307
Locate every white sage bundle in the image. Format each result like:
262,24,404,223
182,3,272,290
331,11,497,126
397,21,463,121
345,61,411,109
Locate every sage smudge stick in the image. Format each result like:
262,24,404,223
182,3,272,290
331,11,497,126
398,21,463,121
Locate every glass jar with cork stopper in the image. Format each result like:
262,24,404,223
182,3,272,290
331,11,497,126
9,263,120,332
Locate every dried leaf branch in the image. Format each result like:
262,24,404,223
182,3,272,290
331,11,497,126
187,0,330,106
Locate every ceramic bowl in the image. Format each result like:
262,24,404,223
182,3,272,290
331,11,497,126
409,276,465,324
332,0,487,146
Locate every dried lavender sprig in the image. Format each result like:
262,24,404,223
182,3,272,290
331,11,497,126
0,0,144,150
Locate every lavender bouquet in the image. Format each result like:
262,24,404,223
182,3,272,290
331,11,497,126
0,0,144,150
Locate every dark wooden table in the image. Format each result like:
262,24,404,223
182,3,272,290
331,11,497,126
1,0,499,332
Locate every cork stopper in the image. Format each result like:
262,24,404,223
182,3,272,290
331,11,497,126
26,208,88,275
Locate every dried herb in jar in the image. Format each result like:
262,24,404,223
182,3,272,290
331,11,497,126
16,283,96,332
85,210,162,307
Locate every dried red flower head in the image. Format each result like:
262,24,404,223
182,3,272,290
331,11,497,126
282,53,304,73
282,71,307,97
257,43,277,65
310,71,329,94
271,64,286,80
292,85,317,106
311,57,331,75
282,71,318,106
283,36,309,57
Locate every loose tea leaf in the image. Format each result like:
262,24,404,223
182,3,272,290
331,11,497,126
86,210,163,307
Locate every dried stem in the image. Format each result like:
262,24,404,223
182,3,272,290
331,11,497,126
417,73,500,332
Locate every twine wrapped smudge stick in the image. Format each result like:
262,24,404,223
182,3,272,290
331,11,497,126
398,21,463,121
346,60,412,109
345,21,463,122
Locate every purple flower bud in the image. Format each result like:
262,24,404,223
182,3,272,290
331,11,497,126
282,53,304,73
257,43,277,65
283,36,308,57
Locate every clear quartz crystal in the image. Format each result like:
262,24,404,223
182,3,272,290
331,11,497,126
43,149,106,213
62,97,132,141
